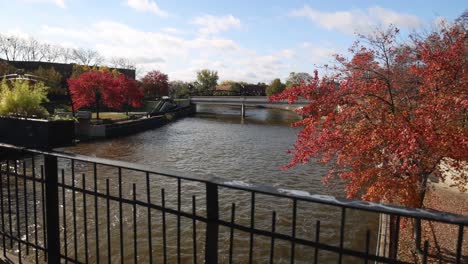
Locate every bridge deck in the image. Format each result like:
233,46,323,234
190,96,309,106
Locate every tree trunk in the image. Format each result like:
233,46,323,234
66,87,75,116
95,92,100,120
413,173,430,255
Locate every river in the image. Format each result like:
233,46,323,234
58,105,379,263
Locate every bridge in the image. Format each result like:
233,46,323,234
190,96,309,117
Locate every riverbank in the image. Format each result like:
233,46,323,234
76,105,196,140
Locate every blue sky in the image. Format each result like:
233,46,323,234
0,0,466,82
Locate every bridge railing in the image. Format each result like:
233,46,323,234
0,143,466,264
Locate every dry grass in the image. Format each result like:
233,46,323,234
91,112,128,120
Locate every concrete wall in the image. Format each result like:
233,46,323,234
77,105,196,139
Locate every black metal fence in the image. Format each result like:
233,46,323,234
0,143,466,263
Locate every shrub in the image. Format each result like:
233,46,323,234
0,80,49,118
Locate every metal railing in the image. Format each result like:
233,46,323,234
0,143,467,263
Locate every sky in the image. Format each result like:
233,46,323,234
0,0,466,83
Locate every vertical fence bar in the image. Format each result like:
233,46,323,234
71,161,78,262
192,196,197,264
146,173,153,264
22,162,29,255
133,184,137,264
32,156,39,263
161,188,167,264
391,215,400,260
106,179,111,264
44,155,60,264
14,160,22,263
177,178,181,264
269,211,276,264
82,173,89,263
94,163,100,264
422,240,429,264
290,199,297,264
456,224,464,264
61,169,68,264
6,160,12,248
118,168,124,264
40,166,47,261
338,207,346,264
205,182,219,264
248,192,255,264
228,203,236,264
364,230,370,264
0,161,6,258
314,220,320,264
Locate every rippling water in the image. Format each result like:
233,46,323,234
61,105,379,263
68,105,330,194
3,105,379,263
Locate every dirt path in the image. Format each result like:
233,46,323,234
398,182,468,263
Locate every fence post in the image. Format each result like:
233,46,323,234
205,182,219,264
44,155,60,264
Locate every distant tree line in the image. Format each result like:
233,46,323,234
167,69,313,98
0,33,135,69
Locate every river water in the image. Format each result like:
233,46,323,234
58,105,379,263
0,105,379,263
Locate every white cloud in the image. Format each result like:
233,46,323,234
21,0,66,8
290,5,422,34
162,27,183,35
37,20,335,83
125,0,168,17
191,15,241,35
279,49,296,59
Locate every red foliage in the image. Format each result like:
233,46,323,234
68,71,143,112
271,25,467,208
141,70,169,97
115,74,143,108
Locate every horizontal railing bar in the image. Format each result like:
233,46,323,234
0,229,84,264
57,179,413,263
0,169,43,183
58,182,209,223
57,184,409,263
215,219,412,264
0,231,46,252
1,143,467,225
59,254,84,264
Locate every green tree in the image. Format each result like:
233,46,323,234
169,81,191,98
266,78,285,96
195,69,218,95
0,79,49,118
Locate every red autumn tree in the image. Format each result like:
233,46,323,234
116,74,143,115
141,70,169,98
68,71,143,119
271,23,467,208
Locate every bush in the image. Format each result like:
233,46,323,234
0,80,49,118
